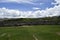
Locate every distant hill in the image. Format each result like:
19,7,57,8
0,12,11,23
0,16,60,27
0,16,60,22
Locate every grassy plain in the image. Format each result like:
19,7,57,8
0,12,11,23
0,25,60,40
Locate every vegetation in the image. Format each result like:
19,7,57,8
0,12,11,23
3,16,60,22
0,25,60,40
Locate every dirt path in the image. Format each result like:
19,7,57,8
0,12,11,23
56,32,60,35
33,34,38,40
0,33,7,37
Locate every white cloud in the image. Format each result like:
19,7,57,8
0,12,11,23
44,5,60,17
0,7,20,18
55,0,60,4
0,0,44,5
0,0,60,18
0,0,34,4
0,5,60,18
51,2,58,6
32,7,40,10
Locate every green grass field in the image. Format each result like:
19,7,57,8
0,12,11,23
0,25,60,40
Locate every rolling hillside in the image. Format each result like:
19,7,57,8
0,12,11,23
0,16,60,26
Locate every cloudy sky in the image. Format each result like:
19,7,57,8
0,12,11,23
0,0,60,18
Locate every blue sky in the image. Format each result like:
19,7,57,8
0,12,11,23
0,0,60,18
0,0,56,11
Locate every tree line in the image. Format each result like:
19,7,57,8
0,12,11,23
0,16,60,27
